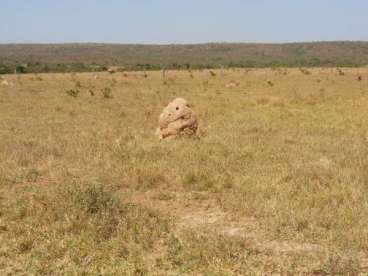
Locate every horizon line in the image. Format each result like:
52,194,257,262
1,40,368,46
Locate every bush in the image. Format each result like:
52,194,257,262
102,87,113,98
65,89,80,97
65,181,118,215
0,64,12,74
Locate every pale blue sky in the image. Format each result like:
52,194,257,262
0,0,367,44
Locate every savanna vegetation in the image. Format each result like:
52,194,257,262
1,41,368,74
1,67,368,274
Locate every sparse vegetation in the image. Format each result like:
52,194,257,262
1,68,368,274
101,87,113,98
65,88,80,97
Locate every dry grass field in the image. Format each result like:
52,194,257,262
1,67,368,275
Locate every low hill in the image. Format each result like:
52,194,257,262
0,41,368,73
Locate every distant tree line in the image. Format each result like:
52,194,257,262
1,42,368,74
0,62,109,74
0,60,364,74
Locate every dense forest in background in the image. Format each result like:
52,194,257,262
0,41,368,74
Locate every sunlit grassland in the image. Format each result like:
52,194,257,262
1,67,368,274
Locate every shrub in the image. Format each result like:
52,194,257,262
64,181,118,215
65,89,80,97
102,87,113,98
